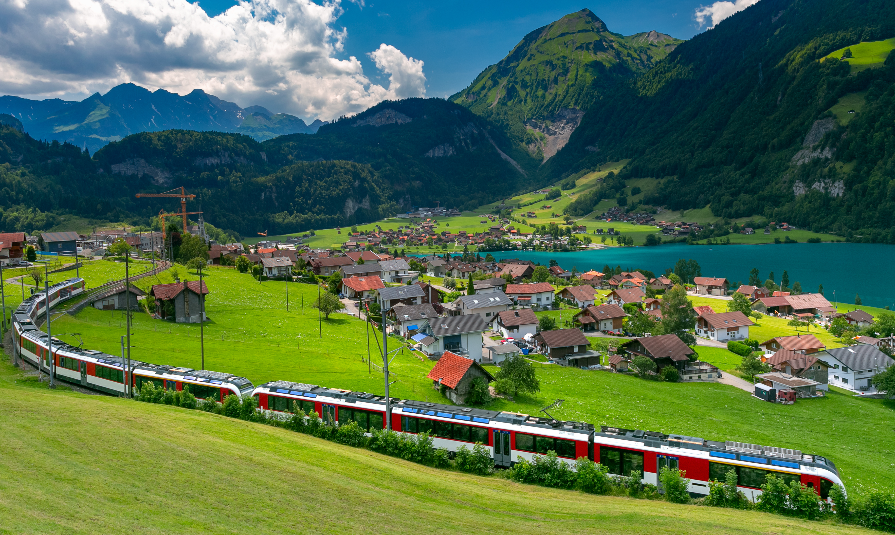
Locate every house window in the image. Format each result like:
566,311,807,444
485,312,492,317
843,378,849,384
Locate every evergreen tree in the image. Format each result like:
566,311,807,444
660,285,696,345
792,281,802,295
467,274,475,295
781,271,790,291
818,284,824,296
855,294,862,305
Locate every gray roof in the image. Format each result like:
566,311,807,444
474,277,506,290
431,315,488,336
427,258,446,267
261,256,293,268
41,231,79,243
380,259,410,271
378,284,426,301
342,262,382,275
824,344,894,372
457,291,512,309
491,343,520,354
391,303,440,322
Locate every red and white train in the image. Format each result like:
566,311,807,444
13,279,845,502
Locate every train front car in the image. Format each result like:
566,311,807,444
131,365,255,402
253,382,389,431
592,427,844,502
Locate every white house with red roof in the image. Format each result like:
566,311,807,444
759,334,825,357
695,311,754,342
341,275,385,300
505,282,555,309
693,277,729,296
0,232,27,264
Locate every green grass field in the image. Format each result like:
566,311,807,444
824,38,895,72
0,362,873,534
828,92,867,126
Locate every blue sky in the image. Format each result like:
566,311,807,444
193,0,713,97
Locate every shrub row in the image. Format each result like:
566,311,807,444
727,341,753,357
134,384,895,532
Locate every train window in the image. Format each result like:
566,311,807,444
515,433,535,452
369,412,383,430
555,439,576,459
622,450,644,475
416,418,433,435
536,436,554,454
820,478,834,500
709,462,736,483
165,380,177,391
433,420,452,439
402,417,417,433
96,366,124,383
738,466,767,488
470,426,488,445
189,383,220,401
601,448,622,475
452,424,471,442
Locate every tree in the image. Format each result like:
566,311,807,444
644,234,660,246
781,271,790,291
830,316,850,338
177,233,209,264
549,259,558,267
841,47,853,59
660,285,696,344
466,377,492,405
108,238,132,257
727,292,752,315
30,267,43,288
855,294,862,305
235,255,251,273
871,365,895,397
25,245,36,262
467,274,475,295
768,272,775,285
764,279,778,291
485,253,495,262
538,315,556,332
632,355,656,378
871,313,895,337
738,353,770,382
327,271,342,294
791,281,802,295
660,366,680,382
494,355,540,397
313,291,345,319
818,284,824,296
748,268,761,287
626,311,658,336
532,266,550,282
668,273,682,285
186,257,205,273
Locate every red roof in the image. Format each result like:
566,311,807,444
505,283,555,295
426,351,475,389
693,277,728,287
257,248,276,254
761,335,825,352
151,281,209,300
342,276,385,292
693,305,716,316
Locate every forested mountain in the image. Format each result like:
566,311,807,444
451,9,681,160
549,0,895,242
0,98,542,236
0,84,322,152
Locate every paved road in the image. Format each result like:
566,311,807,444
718,373,754,393
688,291,732,301
694,337,728,348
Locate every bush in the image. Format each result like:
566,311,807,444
855,491,895,532
545,188,561,200
455,443,494,476
757,474,790,514
200,395,220,413
744,338,759,349
727,340,753,357
239,394,258,421
175,386,197,409
705,467,749,509
787,480,828,520
574,458,613,494
335,420,368,447
466,377,491,405
222,394,242,418
509,451,577,489
829,484,850,520
660,366,680,382
659,467,691,504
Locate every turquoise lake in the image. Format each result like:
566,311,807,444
489,243,895,309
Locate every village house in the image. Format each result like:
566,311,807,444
759,334,825,357
579,270,604,288
818,344,894,393
261,257,294,278
473,277,507,294
534,329,600,368
0,232,27,265
755,372,823,398
736,285,770,300
380,259,416,283
695,311,754,342
693,277,729,296
493,308,538,339
483,343,521,365
389,303,441,337
504,283,555,309
648,277,673,292
415,281,442,304
341,275,385,300
454,291,513,319
620,334,695,372
606,288,645,307
151,281,209,324
346,250,382,264
39,231,79,254
549,265,572,280
377,284,425,310
425,351,494,404
426,257,447,277
679,361,722,382
423,315,488,362
574,304,626,333
558,285,597,308
841,309,874,328
312,256,354,276
765,349,829,390
498,263,534,282
91,284,145,311
340,262,383,278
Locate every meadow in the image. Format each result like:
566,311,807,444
38,265,895,499
824,37,895,72
0,361,873,535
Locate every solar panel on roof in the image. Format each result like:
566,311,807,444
424,410,435,416
402,407,417,413
184,376,196,381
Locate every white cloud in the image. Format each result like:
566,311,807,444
695,0,760,29
0,0,425,120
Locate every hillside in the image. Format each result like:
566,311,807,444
0,83,320,151
544,0,895,241
451,9,681,160
0,361,872,534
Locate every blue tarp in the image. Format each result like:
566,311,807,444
407,324,419,331
411,333,427,342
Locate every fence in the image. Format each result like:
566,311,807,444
65,261,171,315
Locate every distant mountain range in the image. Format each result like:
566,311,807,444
0,83,325,151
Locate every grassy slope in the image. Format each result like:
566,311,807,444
38,265,895,499
824,37,895,72
0,363,872,535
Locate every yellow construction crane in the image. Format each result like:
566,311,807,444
136,187,196,231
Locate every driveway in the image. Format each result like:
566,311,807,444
694,337,728,348
718,373,754,393
688,292,732,301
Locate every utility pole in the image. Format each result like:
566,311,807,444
318,282,322,338
286,283,289,312
383,313,391,431
125,248,132,397
200,265,205,370
0,260,6,336
45,263,54,389
121,335,127,397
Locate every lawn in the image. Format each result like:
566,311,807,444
0,362,872,535
40,267,895,499
828,92,867,126
824,37,895,72
694,346,744,372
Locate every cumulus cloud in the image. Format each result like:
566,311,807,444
0,0,425,120
695,0,760,28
